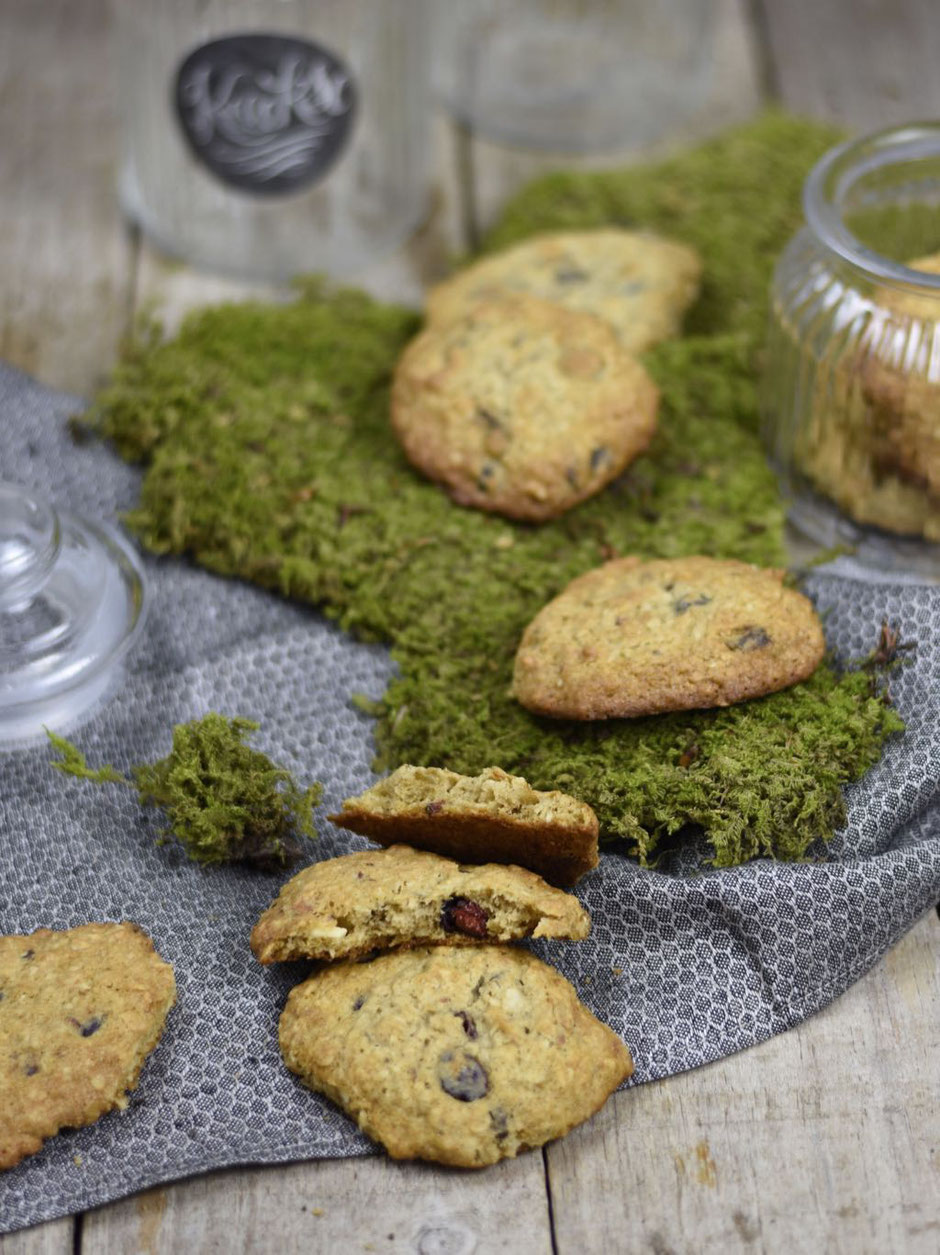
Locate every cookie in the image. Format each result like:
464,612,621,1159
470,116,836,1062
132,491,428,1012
860,251,940,498
426,229,702,353
391,294,659,521
512,555,825,720
250,843,589,964
788,334,940,540
797,373,940,540
279,944,633,1167
0,922,176,1170
330,765,599,887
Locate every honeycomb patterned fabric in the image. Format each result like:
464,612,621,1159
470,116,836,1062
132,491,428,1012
1,361,938,1233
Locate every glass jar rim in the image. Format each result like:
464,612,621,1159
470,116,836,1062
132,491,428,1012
803,121,940,291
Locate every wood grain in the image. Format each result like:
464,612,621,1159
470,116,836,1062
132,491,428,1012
81,1149,554,1255
0,1219,73,1255
0,0,136,397
545,910,940,1254
756,0,940,131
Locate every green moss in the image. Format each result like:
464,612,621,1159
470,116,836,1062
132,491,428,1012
86,113,903,867
48,715,322,868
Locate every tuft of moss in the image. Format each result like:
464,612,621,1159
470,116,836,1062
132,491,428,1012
86,113,903,867
48,714,322,869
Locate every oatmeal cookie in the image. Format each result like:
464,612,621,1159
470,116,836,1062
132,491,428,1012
426,229,701,352
391,294,659,521
250,843,589,964
0,922,176,1170
331,765,598,887
512,555,825,719
860,251,940,499
279,944,632,1167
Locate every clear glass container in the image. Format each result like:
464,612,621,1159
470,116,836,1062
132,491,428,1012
0,483,148,745
432,0,716,153
763,123,940,578
115,0,432,281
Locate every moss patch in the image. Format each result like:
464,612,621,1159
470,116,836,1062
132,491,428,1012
88,113,903,868
48,715,322,868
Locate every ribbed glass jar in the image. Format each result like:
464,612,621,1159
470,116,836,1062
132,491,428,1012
762,123,940,577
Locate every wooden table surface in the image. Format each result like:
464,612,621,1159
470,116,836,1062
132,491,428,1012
1,2,938,1251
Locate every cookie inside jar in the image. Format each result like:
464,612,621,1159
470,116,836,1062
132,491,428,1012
762,123,940,576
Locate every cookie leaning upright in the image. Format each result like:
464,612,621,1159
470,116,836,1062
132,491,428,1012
0,922,176,1171
331,764,599,887
279,944,633,1168
391,294,659,521
250,844,589,964
426,229,702,353
512,556,826,720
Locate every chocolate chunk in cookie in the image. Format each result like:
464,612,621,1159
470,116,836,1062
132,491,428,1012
391,294,659,521
278,945,633,1167
512,555,825,719
330,764,599,887
250,843,589,965
0,922,176,1171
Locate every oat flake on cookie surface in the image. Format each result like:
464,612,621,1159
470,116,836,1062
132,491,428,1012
512,555,826,720
0,922,176,1171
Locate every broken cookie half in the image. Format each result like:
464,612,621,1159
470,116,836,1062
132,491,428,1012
250,844,590,965
329,764,599,887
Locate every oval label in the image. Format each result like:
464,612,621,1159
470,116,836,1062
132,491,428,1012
174,33,357,196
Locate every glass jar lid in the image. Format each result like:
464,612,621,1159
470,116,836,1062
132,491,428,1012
0,482,148,744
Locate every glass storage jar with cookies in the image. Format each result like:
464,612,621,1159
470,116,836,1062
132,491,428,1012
762,123,940,577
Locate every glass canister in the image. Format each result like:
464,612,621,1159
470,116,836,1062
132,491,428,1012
763,123,940,577
115,0,431,281
432,0,716,153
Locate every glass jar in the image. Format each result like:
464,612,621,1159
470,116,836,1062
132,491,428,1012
763,123,940,578
432,0,716,153
115,0,431,281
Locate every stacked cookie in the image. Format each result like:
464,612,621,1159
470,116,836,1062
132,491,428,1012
252,837,632,1168
391,229,701,521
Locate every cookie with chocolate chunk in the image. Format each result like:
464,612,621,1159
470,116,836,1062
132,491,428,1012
331,764,598,887
279,944,632,1167
512,555,825,719
426,229,701,353
250,843,589,964
391,294,659,521
0,922,176,1170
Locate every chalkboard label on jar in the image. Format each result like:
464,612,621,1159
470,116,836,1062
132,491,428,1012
174,34,357,196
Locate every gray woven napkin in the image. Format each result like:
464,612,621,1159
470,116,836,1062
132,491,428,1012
1,360,938,1234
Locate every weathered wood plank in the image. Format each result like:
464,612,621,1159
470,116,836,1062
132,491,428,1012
467,0,763,235
757,0,940,131
81,1148,554,1255
0,1219,74,1255
0,0,137,397
547,909,940,1254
